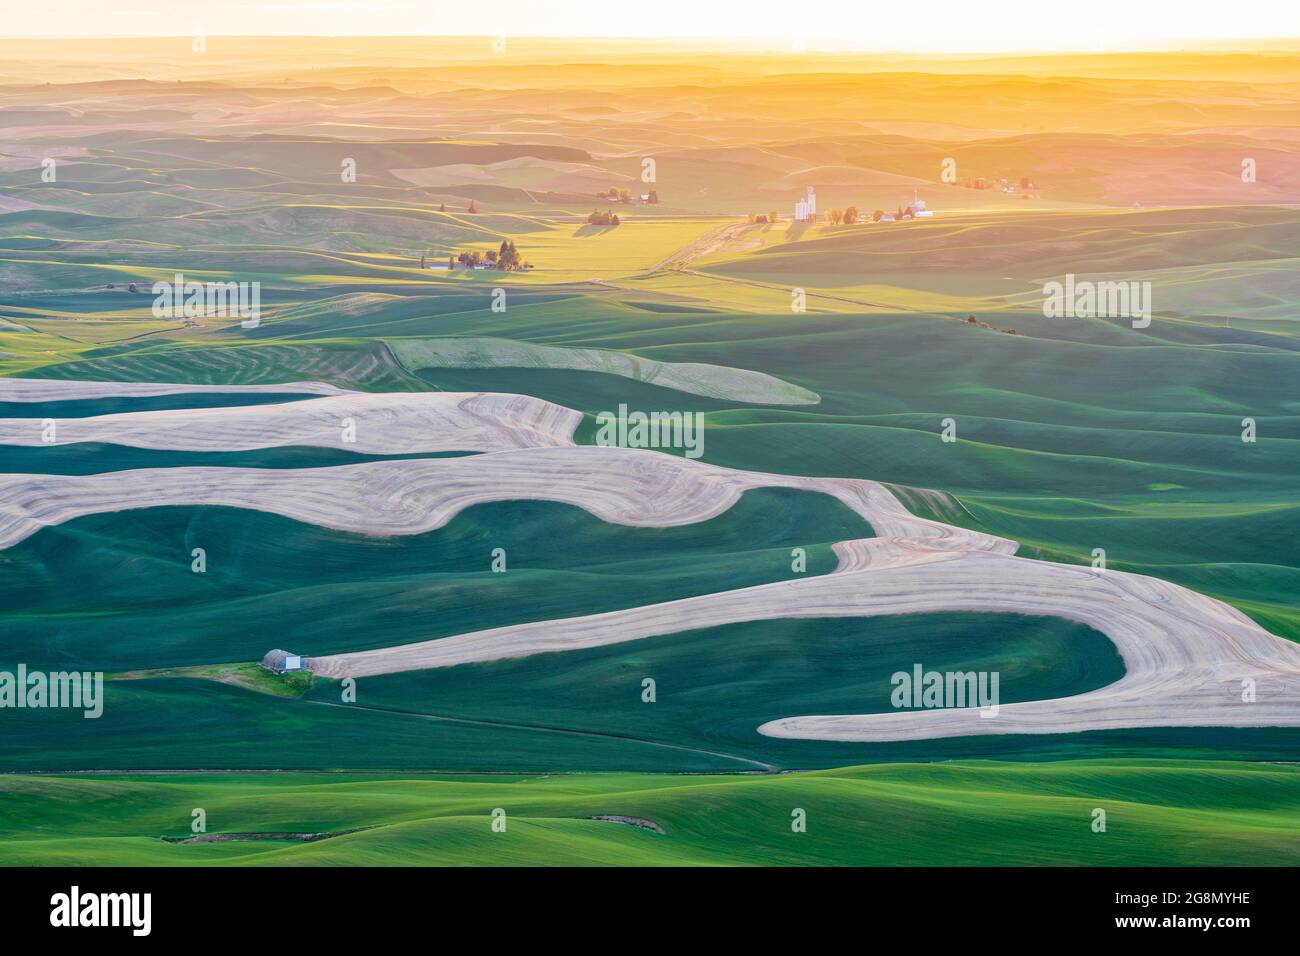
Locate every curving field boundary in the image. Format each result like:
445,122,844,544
1,379,1297,742
314,537,1300,741
387,336,821,406
0,391,580,455
0,378,349,402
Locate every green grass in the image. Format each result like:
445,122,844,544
114,662,319,699
382,297,1298,640
388,335,819,404
300,612,1124,769
0,611,1121,772
4,231,1295,639
10,340,430,391
0,441,471,475
1,760,1296,865
5,193,1297,717
0,487,865,671
699,206,1300,301
14,609,1300,774
3,65,1298,867
0,391,319,418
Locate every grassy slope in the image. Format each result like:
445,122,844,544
394,299,1299,641
4,223,1295,647
701,206,1300,286
484,301,1300,635
0,486,863,670
0,443,471,475
1,760,1297,866
3,60,1299,867
0,611,1146,773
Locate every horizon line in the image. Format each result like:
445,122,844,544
3,34,1300,53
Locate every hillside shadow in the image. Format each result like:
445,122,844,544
784,220,813,241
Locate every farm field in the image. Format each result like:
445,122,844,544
0,33,1297,868
2,760,1298,867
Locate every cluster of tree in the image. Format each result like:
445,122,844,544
819,205,904,223
587,209,621,226
444,239,531,270
824,206,861,225
762,206,880,223
860,206,916,221
495,239,525,270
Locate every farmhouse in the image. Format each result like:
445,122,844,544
261,649,304,674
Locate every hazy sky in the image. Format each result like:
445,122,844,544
5,0,1299,51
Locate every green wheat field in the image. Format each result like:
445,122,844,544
0,35,1297,866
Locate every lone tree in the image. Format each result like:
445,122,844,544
843,206,859,224
467,200,477,213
